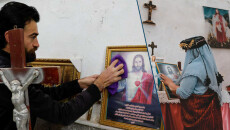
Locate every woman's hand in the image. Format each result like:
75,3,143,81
160,74,179,95
160,74,173,86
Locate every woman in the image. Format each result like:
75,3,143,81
160,36,223,130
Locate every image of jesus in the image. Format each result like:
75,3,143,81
117,54,154,105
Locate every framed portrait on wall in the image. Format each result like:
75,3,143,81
100,45,163,130
203,6,230,48
155,62,181,99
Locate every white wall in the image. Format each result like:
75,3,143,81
138,0,230,88
0,0,145,78
1,0,230,127
0,0,146,126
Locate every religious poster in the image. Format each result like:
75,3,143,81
155,62,181,99
100,45,163,130
203,6,230,48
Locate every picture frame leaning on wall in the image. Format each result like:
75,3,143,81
100,45,164,130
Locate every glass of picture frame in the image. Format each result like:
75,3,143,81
100,45,164,130
155,62,181,100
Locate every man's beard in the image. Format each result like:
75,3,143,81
25,50,36,63
168,70,173,74
133,66,142,72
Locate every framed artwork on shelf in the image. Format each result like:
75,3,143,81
100,45,163,130
28,58,80,83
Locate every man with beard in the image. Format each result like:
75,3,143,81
165,66,179,82
212,9,228,46
118,54,154,105
0,2,124,130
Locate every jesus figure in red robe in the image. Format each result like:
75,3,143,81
118,54,154,105
212,9,228,46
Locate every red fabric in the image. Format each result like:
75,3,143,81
161,103,229,130
222,103,230,130
180,89,223,130
215,14,227,43
131,73,154,104
160,103,183,130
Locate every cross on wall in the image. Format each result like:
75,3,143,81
143,0,156,25
148,42,157,56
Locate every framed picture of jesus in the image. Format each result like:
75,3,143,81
203,6,230,48
155,62,181,99
100,45,163,130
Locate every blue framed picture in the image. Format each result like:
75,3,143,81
155,62,181,99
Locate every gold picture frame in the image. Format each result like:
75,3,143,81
155,62,181,100
100,45,164,130
27,58,80,84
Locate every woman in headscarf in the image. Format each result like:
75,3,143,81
160,36,224,130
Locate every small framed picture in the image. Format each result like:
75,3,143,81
100,45,163,130
155,62,181,99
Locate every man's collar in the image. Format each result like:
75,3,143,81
0,49,10,59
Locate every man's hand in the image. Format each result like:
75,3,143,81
160,74,179,95
78,74,99,89
94,60,124,91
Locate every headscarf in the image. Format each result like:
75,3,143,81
178,36,223,103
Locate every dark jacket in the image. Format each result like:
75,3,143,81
0,50,101,130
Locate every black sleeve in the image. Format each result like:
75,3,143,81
29,84,101,126
32,80,83,101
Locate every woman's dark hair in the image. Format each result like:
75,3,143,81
0,1,40,49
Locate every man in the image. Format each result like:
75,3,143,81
0,2,124,130
212,9,228,45
118,54,154,105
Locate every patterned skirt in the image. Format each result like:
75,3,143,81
180,89,223,130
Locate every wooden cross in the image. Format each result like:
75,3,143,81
143,1,156,25
0,28,60,130
148,42,157,56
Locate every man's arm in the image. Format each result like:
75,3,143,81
29,83,100,125
34,59,124,101
29,59,124,125
31,80,83,101
35,74,99,101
